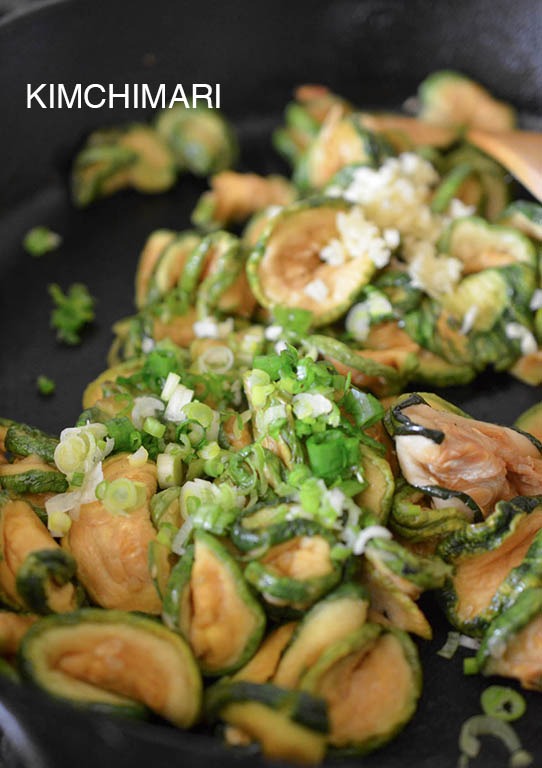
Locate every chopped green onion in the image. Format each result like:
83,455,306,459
480,686,526,722
156,453,183,489
23,226,62,257
128,445,149,467
156,523,178,548
70,472,85,488
143,416,166,438
177,420,206,449
102,478,147,514
161,372,181,402
183,401,213,428
37,375,55,396
458,715,532,766
95,480,108,501
437,631,460,659
48,283,95,345
106,417,142,453
463,657,478,675
342,388,384,429
306,429,359,480
48,509,72,535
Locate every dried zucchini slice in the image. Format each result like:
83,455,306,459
418,70,516,131
162,531,266,676
247,199,381,326
18,608,202,726
300,623,422,754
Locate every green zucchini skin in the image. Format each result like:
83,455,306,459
163,532,266,677
389,481,471,543
17,608,202,724
499,200,542,241
15,549,81,615
365,535,452,591
473,588,542,675
309,335,405,391
0,470,68,495
4,423,59,464
144,231,202,308
204,680,329,734
438,496,542,635
232,513,325,555
384,393,445,443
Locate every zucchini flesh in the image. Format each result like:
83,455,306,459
274,584,369,688
163,531,266,676
515,402,542,442
300,623,422,754
17,609,202,726
4,423,59,464
0,454,67,495
233,623,298,684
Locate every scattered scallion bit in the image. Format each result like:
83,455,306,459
437,631,460,659
23,226,62,257
36,375,56,396
480,686,526,723
48,283,95,345
458,715,532,767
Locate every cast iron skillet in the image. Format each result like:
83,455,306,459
0,0,541,765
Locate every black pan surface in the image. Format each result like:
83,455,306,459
0,1,541,766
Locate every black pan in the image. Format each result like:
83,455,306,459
0,1,541,765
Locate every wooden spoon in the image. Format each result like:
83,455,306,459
360,113,542,202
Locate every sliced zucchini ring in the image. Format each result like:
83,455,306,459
438,496,542,635
355,445,395,525
440,217,537,273
233,622,298,684
155,104,238,176
192,172,295,232
205,681,328,764
64,454,162,615
143,231,202,308
418,70,516,131
273,583,369,689
389,481,471,543
499,200,542,242
247,199,381,326
244,522,342,609
0,498,78,613
162,531,266,676
18,608,202,726
135,229,176,309
471,588,542,690
300,623,422,754
360,560,432,640
0,455,67,495
4,423,59,464
296,114,392,191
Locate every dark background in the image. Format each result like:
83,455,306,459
0,1,541,766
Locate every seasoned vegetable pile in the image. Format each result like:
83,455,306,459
2,71,542,764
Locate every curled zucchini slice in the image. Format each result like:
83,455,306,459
296,113,392,191
389,481,471,543
244,522,342,610
192,172,295,232
163,531,266,676
247,199,381,326
472,588,542,690
355,445,395,525
18,609,202,727
273,583,369,689
300,623,422,754
205,681,328,765
309,335,408,396
386,394,542,516
4,423,59,465
360,560,432,640
141,231,202,308
0,497,79,613
417,70,516,131
72,124,176,206
438,496,542,635
135,229,176,309
64,454,161,614
155,104,238,176
0,455,67,495
440,217,537,274
499,200,542,242
233,622,298,684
